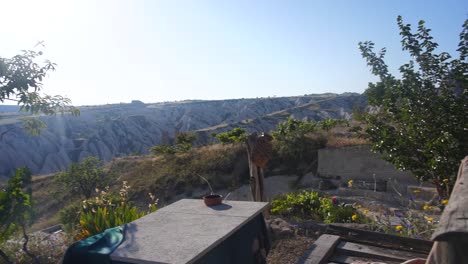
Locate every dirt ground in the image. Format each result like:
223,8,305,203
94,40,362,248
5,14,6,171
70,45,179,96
265,217,327,263
267,235,315,264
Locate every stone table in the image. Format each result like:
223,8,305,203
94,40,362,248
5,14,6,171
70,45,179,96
111,199,269,264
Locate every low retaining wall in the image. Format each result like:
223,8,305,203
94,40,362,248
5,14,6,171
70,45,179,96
317,145,419,194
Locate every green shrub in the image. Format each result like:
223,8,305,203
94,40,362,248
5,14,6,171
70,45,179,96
216,127,247,144
318,118,349,132
319,197,364,223
270,191,322,220
59,202,82,234
175,132,197,146
150,132,197,156
75,182,157,240
270,190,365,223
54,156,115,199
150,145,177,155
271,118,326,168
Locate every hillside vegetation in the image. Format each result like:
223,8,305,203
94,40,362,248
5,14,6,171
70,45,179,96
0,93,366,178
28,121,363,231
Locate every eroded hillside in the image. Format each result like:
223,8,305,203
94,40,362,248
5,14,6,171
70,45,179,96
0,93,365,177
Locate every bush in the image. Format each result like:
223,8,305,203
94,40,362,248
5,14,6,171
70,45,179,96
59,203,82,234
272,118,323,164
150,145,178,155
150,132,197,156
74,182,157,240
270,190,365,223
216,127,247,144
54,157,115,199
318,118,349,132
270,191,322,220
319,197,364,223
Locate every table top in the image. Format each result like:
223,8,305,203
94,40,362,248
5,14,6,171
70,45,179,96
110,199,269,264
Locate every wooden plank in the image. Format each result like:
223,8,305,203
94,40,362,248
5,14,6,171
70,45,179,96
329,254,400,264
336,241,427,262
432,156,468,240
296,234,341,264
326,224,432,254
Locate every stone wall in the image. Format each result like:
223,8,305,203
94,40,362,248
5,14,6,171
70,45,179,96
317,145,419,194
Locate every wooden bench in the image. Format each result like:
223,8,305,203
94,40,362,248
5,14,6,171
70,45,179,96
297,225,432,264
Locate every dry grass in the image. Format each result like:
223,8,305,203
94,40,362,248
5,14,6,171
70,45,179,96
27,134,363,232
326,135,369,148
30,175,78,232
106,143,248,206
14,142,258,230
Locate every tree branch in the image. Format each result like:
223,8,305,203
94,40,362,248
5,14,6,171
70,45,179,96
2,98,20,102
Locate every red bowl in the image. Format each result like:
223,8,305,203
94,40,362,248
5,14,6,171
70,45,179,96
203,194,223,206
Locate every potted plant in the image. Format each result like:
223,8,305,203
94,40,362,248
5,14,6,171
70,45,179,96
199,175,223,206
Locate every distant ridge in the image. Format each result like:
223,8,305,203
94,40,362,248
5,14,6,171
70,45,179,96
0,93,366,178
0,105,20,112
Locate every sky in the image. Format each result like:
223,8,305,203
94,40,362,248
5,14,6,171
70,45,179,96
1,0,467,106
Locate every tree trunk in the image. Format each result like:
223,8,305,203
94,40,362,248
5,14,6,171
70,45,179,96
21,223,40,264
246,132,270,202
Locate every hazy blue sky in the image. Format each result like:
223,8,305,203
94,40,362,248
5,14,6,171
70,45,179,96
1,0,467,105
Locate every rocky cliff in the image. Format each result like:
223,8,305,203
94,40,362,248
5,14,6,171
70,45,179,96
0,93,366,177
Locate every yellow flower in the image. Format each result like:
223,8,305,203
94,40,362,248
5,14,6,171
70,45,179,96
427,217,434,223
423,204,429,210
443,178,449,183
348,180,353,187
363,209,369,214
428,206,434,210
351,214,357,221
441,199,449,205
395,225,403,231
413,189,421,193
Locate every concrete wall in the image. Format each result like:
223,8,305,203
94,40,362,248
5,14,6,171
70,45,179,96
317,145,419,194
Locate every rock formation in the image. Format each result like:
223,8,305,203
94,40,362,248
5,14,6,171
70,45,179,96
0,93,366,177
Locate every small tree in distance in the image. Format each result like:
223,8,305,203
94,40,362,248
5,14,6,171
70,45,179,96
150,132,198,155
319,118,349,132
55,157,114,199
216,127,247,144
359,16,467,198
175,131,197,150
272,118,323,167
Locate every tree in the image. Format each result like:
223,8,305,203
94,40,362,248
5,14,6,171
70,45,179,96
272,118,323,165
358,16,467,198
150,132,198,156
0,167,38,264
216,127,247,144
0,48,79,137
175,131,197,151
318,118,349,132
55,157,114,199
